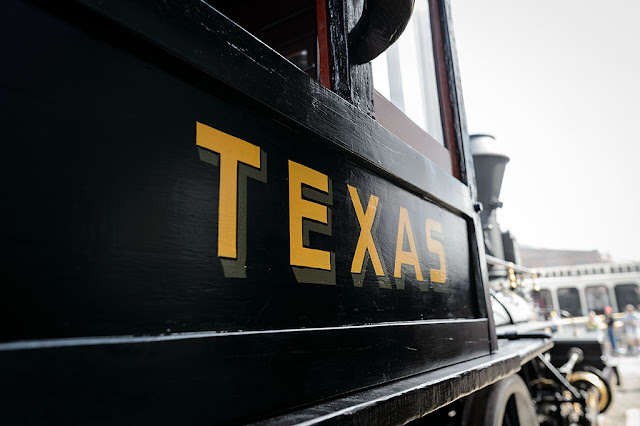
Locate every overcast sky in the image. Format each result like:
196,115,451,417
449,0,640,261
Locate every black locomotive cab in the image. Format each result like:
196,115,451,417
0,1,611,425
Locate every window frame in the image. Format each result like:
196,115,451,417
369,0,462,179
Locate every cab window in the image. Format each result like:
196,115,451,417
371,0,443,144
371,0,459,177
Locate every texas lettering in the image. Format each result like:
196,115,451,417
196,121,447,289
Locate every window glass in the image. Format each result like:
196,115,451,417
532,289,553,311
371,0,444,145
557,287,582,317
615,283,640,311
585,285,610,315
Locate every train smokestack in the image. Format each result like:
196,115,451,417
470,134,510,265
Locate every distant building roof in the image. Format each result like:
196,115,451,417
520,247,604,267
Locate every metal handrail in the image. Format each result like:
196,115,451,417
485,255,538,276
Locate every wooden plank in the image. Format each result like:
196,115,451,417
1,0,483,340
0,320,490,424
0,2,499,423
265,338,553,425
61,0,475,218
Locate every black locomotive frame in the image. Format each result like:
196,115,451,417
0,1,524,424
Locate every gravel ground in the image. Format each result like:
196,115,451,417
600,355,640,426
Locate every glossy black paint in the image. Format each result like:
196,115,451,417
0,0,499,423
348,0,414,65
71,0,474,217
327,0,351,100
267,338,553,425
0,320,489,424
2,0,477,340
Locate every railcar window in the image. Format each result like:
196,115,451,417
207,0,320,80
585,285,610,315
532,289,553,312
371,0,455,176
615,283,640,311
371,1,443,144
557,287,582,317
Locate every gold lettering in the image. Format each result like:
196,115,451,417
288,160,331,270
426,219,446,283
196,122,261,259
393,207,423,281
348,185,384,275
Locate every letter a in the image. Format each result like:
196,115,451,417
393,207,424,281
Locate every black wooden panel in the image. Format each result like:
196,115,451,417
68,0,474,218
266,338,553,425
1,0,479,340
0,320,489,425
0,2,494,423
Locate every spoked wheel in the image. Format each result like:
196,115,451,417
462,375,539,426
568,366,613,415
574,366,614,413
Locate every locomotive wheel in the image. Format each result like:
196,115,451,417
568,367,613,413
461,374,539,426
584,365,615,412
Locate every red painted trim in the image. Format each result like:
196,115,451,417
316,0,331,89
430,0,461,180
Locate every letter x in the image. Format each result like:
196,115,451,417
348,185,384,275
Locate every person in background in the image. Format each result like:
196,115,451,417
623,304,640,355
587,310,603,330
604,306,618,354
548,311,558,333
586,310,604,341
